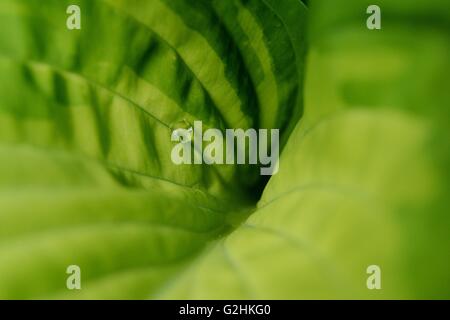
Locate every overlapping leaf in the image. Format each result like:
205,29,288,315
153,0,450,299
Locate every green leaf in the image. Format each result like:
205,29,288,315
0,0,449,300
0,0,306,299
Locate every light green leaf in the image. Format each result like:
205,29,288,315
153,0,450,299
